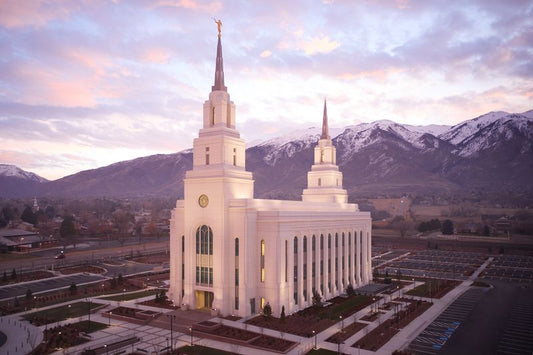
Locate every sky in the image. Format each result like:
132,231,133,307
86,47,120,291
0,0,532,180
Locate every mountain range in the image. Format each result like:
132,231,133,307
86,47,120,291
1,110,532,200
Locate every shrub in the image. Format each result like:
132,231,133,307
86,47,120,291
263,302,272,318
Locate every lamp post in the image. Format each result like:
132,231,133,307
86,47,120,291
372,297,375,313
339,315,344,330
167,314,175,351
108,312,112,326
122,288,126,302
86,298,91,332
312,330,317,349
189,326,193,346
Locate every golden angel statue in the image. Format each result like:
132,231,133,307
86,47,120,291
213,18,222,37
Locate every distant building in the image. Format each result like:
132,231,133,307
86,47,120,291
0,229,54,252
169,34,372,318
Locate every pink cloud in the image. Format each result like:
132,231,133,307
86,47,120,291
0,0,74,28
142,48,171,63
152,0,222,12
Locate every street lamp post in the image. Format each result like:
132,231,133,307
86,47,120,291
340,315,344,330
108,312,112,326
122,288,126,302
167,314,175,351
312,330,317,349
86,299,91,332
189,326,193,346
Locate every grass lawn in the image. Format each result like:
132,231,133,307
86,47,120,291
99,289,158,301
175,345,236,355
321,295,372,319
24,301,101,323
72,320,107,333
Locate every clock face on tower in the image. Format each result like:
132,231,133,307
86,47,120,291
198,194,209,208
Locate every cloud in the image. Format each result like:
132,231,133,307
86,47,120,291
0,0,75,28
260,50,272,58
297,35,340,55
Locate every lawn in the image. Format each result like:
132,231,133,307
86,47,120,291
72,320,107,333
406,279,459,298
24,301,101,325
174,345,236,355
99,289,158,301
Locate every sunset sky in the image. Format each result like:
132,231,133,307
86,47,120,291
1,0,532,180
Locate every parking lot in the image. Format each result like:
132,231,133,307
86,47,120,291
0,273,106,301
380,250,487,280
408,287,485,354
481,255,533,283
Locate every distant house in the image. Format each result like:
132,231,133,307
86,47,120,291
0,229,54,252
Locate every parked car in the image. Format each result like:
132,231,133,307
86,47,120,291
54,252,65,259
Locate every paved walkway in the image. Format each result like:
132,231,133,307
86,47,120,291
0,314,43,355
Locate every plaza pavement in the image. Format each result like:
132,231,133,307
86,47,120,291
0,257,493,355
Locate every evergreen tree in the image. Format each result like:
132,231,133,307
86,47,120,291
11,268,17,280
26,289,33,300
482,225,490,236
60,215,77,247
21,205,37,225
263,302,272,317
442,219,454,235
280,305,286,323
2,271,7,282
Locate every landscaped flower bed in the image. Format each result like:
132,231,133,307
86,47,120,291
326,322,367,344
353,300,432,351
246,294,373,337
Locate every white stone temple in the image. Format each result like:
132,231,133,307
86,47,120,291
169,34,372,318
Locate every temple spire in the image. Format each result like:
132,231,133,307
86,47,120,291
212,35,227,92
321,99,330,140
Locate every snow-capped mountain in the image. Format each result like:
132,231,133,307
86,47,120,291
1,110,531,199
0,164,48,183
439,111,510,145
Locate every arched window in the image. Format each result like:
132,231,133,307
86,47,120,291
196,225,213,255
235,238,239,256
303,236,307,253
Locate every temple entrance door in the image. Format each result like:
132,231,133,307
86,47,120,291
195,291,213,309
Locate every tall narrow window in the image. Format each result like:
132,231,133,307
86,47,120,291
196,225,213,286
205,147,210,165
294,236,298,304
233,148,237,166
285,240,288,282
318,178,321,186
211,106,215,125
235,237,239,311
260,240,265,282
181,235,185,297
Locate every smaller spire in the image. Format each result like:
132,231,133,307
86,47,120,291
212,35,227,92
321,99,330,140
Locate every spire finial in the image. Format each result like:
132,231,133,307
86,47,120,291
321,98,330,140
212,27,227,92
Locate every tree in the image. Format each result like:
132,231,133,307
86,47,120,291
442,219,454,235
11,268,17,280
346,284,355,296
21,205,37,225
263,302,272,318
26,289,33,300
69,283,78,295
2,271,7,283
118,273,123,285
482,225,490,236
60,215,77,248
312,289,322,306
280,305,286,323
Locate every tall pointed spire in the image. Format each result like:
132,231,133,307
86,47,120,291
321,99,330,140
212,36,227,92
